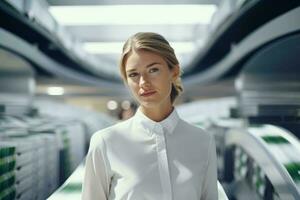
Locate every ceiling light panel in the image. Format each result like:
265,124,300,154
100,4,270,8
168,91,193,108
47,87,65,95
49,5,217,25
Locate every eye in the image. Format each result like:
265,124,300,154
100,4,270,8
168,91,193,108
149,68,159,73
128,72,139,78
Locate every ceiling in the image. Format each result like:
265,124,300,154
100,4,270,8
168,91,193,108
3,0,299,99
46,0,220,76
47,0,220,6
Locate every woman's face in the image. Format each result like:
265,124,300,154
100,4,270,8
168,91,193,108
124,50,178,109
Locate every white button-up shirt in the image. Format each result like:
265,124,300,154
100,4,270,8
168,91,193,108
82,107,217,200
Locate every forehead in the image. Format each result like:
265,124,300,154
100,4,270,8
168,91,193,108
125,50,166,68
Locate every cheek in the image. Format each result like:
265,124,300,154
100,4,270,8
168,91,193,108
160,77,173,92
127,81,139,95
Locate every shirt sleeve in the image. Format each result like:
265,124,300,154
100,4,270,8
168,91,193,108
82,134,110,200
201,135,218,200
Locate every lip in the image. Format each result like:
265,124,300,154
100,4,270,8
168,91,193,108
140,91,156,97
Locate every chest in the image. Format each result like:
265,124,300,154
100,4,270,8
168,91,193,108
107,132,207,185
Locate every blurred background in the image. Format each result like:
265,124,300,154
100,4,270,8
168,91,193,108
1,0,300,199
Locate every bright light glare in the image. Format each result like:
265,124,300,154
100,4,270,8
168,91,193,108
49,5,217,25
83,42,196,54
47,87,64,95
107,100,118,110
121,100,131,110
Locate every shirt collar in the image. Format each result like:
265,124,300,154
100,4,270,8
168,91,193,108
134,107,180,136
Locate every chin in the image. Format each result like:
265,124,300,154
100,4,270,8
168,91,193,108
139,100,159,108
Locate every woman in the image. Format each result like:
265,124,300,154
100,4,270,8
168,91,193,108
82,32,217,200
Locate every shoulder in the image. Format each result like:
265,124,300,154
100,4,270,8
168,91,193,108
89,118,134,148
178,119,212,141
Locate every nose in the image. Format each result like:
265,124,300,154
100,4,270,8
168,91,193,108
139,74,150,88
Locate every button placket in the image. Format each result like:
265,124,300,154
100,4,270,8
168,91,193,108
154,124,172,200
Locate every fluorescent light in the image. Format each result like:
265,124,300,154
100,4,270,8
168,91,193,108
47,87,64,95
83,42,196,54
49,5,217,25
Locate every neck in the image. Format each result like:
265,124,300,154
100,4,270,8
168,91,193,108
140,104,174,122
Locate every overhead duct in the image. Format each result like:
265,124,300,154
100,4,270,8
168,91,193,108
184,1,300,87
235,33,300,137
0,48,35,115
0,0,123,85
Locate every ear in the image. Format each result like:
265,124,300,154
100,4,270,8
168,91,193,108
172,65,180,81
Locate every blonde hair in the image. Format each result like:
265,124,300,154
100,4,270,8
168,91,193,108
119,32,183,104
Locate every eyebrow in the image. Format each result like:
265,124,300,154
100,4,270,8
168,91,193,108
126,62,161,73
